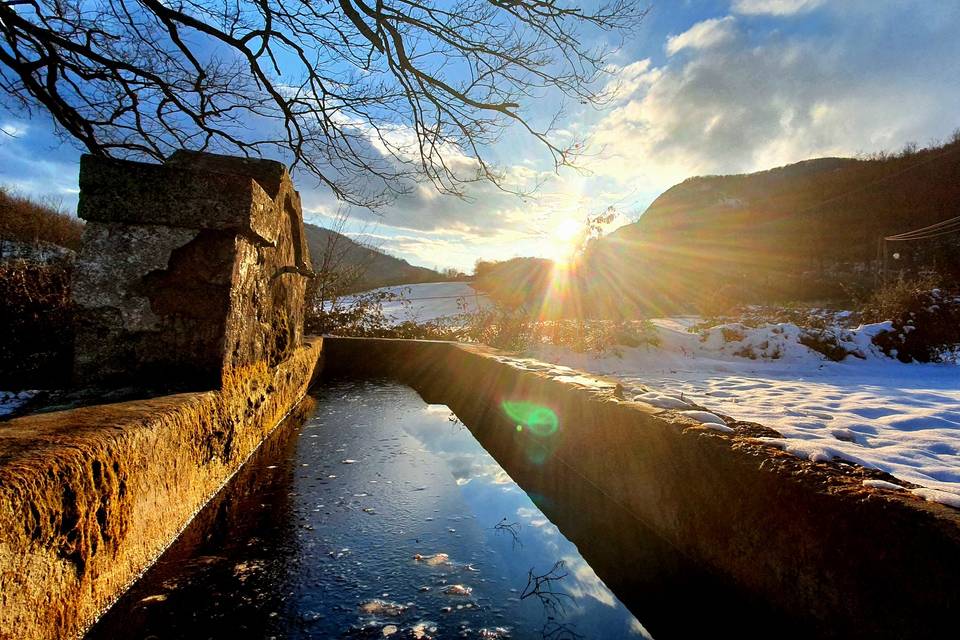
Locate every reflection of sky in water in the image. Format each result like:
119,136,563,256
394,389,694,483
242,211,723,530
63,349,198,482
392,393,650,638
91,379,651,640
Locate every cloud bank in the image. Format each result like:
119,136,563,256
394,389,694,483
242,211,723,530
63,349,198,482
590,4,960,186
732,0,825,16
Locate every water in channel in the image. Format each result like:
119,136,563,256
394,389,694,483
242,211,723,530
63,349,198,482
89,378,650,639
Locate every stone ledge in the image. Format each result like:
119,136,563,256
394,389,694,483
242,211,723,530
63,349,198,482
0,338,323,640
78,155,276,240
320,336,960,640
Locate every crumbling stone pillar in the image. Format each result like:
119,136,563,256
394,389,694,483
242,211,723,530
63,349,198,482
72,150,314,388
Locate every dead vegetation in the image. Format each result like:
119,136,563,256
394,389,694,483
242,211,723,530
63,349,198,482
0,258,74,387
0,186,83,251
520,560,574,616
492,517,523,550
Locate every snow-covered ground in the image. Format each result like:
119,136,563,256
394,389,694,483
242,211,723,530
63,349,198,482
532,318,960,508
348,281,490,324
0,390,36,418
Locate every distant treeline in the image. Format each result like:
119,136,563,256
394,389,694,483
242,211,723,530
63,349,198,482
303,223,455,296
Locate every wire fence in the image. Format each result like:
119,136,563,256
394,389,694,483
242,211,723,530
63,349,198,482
878,213,960,284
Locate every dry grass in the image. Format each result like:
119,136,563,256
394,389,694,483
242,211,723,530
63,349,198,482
0,186,84,250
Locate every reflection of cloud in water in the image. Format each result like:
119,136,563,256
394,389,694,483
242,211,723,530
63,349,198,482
560,555,617,608
424,404,452,414
516,506,558,534
445,454,512,486
404,396,644,634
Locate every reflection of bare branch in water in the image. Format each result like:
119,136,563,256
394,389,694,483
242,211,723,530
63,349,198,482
493,517,523,550
541,620,585,640
520,560,574,616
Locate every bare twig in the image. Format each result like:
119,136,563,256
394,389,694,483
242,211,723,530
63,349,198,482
520,559,573,616
493,516,523,550
0,0,646,207
541,620,585,640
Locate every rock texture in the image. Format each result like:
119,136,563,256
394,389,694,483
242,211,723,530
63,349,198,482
73,151,313,388
0,338,322,640
0,152,321,639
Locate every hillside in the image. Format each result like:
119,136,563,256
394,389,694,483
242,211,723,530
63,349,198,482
0,186,84,255
303,223,444,294
587,137,960,313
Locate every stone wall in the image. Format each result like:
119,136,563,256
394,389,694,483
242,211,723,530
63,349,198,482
0,338,323,640
72,151,313,388
321,337,960,640
0,150,323,639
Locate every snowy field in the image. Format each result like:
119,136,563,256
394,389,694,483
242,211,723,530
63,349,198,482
532,318,960,508
348,281,490,323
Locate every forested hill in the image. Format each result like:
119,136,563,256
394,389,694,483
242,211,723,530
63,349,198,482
303,223,443,293
588,136,960,310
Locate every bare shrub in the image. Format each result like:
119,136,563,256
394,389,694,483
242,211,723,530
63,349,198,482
860,273,943,322
863,279,960,363
0,258,74,387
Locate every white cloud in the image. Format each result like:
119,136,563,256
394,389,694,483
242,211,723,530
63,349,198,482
0,121,27,137
297,146,647,270
560,555,617,608
665,16,737,55
732,0,825,16
589,6,960,187
605,59,659,101
0,130,81,209
288,3,960,270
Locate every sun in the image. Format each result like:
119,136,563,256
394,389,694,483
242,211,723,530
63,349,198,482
553,218,582,242
550,218,583,265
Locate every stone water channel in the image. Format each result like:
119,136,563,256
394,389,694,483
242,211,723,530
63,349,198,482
89,379,649,639
8,149,956,639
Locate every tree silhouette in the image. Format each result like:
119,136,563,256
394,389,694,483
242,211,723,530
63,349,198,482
0,0,644,206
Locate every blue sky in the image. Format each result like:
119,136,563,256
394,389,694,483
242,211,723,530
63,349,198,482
2,1,960,271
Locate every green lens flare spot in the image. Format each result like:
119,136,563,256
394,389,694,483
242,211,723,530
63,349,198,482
502,401,558,437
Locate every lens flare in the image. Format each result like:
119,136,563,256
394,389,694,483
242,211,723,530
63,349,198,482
501,401,558,437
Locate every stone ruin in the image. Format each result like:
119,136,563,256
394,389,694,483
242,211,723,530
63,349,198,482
71,150,314,388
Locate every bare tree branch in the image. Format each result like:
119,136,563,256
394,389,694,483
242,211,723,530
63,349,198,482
0,0,646,207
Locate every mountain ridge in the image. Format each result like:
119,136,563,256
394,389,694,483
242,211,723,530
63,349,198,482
587,137,960,312
302,223,444,294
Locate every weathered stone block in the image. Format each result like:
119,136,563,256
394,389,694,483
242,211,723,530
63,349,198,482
0,338,322,640
72,151,313,388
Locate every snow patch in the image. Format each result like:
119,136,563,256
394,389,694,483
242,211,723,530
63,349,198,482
702,422,735,433
633,391,692,410
912,488,960,509
345,282,490,324
679,409,726,425
862,479,906,491
533,315,960,508
0,390,37,417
